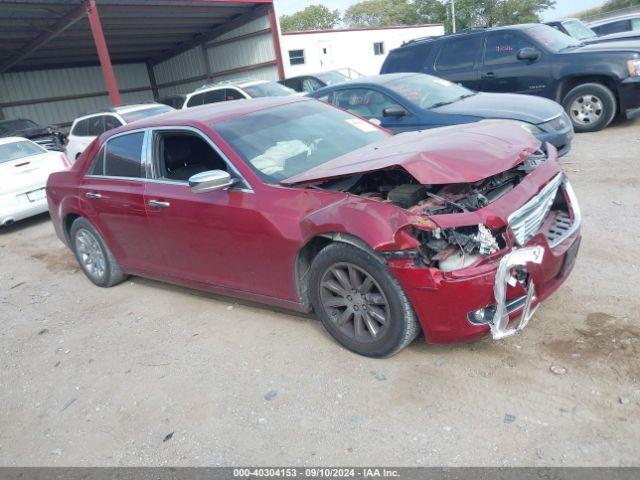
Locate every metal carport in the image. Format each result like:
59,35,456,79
0,0,284,126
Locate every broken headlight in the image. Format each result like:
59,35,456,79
510,120,543,135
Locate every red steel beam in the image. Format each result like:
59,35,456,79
267,4,284,80
0,2,87,73
86,0,122,106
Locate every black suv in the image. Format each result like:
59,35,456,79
381,24,640,132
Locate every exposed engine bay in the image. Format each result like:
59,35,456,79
317,151,548,272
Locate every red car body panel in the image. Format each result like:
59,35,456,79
46,97,580,344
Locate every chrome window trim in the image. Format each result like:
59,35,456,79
147,125,254,193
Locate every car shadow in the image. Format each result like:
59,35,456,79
0,212,51,234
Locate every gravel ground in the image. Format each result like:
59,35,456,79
1,118,639,467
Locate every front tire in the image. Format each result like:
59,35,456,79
70,217,127,287
562,82,616,133
309,243,420,357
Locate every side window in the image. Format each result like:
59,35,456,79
331,88,403,121
86,116,105,137
283,78,301,91
383,44,432,73
104,132,145,178
154,131,228,182
186,93,205,108
202,89,226,105
595,20,630,35
288,49,305,65
484,32,535,66
632,18,640,31
87,146,105,175
301,77,323,92
103,115,122,133
72,119,88,136
224,88,244,101
435,36,482,71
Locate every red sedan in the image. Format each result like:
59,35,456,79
46,96,581,357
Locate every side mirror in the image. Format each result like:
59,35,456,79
382,105,407,118
189,170,235,193
517,47,541,61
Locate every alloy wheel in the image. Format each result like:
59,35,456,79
74,228,106,280
319,262,390,343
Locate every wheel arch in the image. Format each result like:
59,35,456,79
295,232,381,311
556,75,620,110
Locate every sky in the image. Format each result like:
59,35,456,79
274,0,608,22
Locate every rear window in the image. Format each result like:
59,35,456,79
382,44,432,73
435,36,481,71
0,140,46,163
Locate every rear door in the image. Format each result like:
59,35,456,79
480,30,552,96
80,130,156,273
432,35,482,90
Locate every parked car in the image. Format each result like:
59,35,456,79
157,94,187,109
182,80,296,109
381,24,640,132
280,70,351,93
589,13,640,36
309,72,573,156
66,103,174,161
47,96,581,357
1,137,70,226
0,118,65,152
546,18,640,43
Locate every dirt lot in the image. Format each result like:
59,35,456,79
1,118,639,467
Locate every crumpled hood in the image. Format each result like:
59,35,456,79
283,120,541,186
434,92,563,125
8,126,54,138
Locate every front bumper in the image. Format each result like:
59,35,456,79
387,177,581,344
619,76,640,115
536,129,573,157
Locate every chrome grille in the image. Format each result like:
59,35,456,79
509,174,564,245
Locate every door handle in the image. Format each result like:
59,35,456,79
148,200,170,208
482,72,496,79
85,192,102,199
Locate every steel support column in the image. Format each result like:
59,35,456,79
86,0,122,106
267,4,285,80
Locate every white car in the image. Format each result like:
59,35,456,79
0,137,70,226
66,103,174,161
183,80,296,109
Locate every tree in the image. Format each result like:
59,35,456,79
279,5,341,32
343,0,420,28
440,0,555,31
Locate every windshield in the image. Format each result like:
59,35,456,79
243,82,296,98
0,119,39,135
0,140,46,163
120,105,175,123
214,101,388,183
385,74,473,109
315,71,350,85
562,19,597,40
528,25,582,52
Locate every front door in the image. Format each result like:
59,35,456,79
480,31,551,97
142,128,276,296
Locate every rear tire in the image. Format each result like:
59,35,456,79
309,243,420,358
70,217,127,287
562,83,616,133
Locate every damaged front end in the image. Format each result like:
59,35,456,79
317,145,581,342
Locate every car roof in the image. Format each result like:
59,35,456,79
589,13,640,26
103,96,311,134
191,79,269,94
74,103,166,121
312,72,417,91
400,23,540,48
